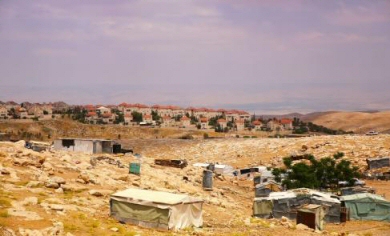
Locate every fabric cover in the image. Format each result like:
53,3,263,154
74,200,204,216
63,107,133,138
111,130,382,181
341,193,390,221
110,188,203,230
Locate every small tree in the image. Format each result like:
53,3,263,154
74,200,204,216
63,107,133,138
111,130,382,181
132,111,143,123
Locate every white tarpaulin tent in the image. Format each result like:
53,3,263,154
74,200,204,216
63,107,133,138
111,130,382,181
110,188,204,230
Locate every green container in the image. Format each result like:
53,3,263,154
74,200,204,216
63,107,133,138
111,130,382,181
129,163,141,175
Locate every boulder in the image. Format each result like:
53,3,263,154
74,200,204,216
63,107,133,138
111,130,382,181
88,189,112,197
51,176,66,185
296,223,310,231
45,181,60,189
26,181,42,188
0,168,10,175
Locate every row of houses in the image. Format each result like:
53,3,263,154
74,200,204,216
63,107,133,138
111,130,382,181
116,103,251,121
1,101,292,132
0,102,53,120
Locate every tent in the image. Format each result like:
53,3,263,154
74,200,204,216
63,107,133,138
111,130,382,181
340,193,390,221
253,188,341,223
110,188,204,230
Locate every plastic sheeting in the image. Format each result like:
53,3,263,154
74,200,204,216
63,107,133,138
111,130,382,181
341,193,390,221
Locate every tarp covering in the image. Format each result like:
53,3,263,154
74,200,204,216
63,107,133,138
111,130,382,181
253,200,273,217
254,188,341,222
110,188,203,230
340,193,390,221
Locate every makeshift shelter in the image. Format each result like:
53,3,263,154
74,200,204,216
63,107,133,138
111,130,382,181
110,188,203,230
340,193,390,221
255,180,282,197
253,188,341,223
53,138,113,154
366,157,390,169
192,163,234,176
297,204,326,231
340,187,376,196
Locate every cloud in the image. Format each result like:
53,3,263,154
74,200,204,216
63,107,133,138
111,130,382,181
327,4,390,26
33,48,77,57
294,31,387,44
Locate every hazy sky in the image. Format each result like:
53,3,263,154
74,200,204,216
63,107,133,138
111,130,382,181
1,0,389,114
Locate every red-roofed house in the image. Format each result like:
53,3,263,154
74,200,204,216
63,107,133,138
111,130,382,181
143,114,153,123
16,107,28,119
124,114,133,125
200,117,209,129
252,120,262,130
101,113,115,124
97,106,111,115
217,119,227,129
162,116,173,127
85,112,98,124
0,106,8,119
180,116,191,127
280,118,293,130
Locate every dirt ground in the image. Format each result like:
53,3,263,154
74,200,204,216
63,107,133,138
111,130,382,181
1,135,390,236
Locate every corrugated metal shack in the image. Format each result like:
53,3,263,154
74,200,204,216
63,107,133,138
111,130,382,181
255,180,282,197
253,188,341,223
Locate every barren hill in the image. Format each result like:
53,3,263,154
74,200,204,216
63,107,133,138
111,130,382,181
302,111,390,134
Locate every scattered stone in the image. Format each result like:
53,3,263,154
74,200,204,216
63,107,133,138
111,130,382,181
110,227,119,232
55,188,64,194
51,176,66,185
49,204,65,211
0,168,10,175
88,189,112,197
296,223,310,231
26,181,42,188
45,181,60,189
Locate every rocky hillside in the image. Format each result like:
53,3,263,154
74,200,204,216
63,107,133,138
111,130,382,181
2,135,390,235
0,119,210,141
303,111,390,134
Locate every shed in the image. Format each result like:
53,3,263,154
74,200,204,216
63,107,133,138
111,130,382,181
53,138,113,154
297,204,326,231
366,157,390,170
110,188,204,230
340,193,390,221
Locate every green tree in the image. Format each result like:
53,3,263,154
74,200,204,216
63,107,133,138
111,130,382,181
151,110,161,121
275,152,360,190
131,111,143,123
114,113,124,124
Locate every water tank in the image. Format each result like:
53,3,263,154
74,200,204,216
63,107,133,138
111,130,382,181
129,163,141,175
202,170,213,190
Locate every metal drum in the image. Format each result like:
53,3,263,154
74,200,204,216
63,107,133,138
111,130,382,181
202,170,213,190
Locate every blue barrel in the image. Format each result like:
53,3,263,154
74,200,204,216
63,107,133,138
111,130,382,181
202,170,213,190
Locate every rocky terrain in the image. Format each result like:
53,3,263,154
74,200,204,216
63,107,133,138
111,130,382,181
1,135,390,236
